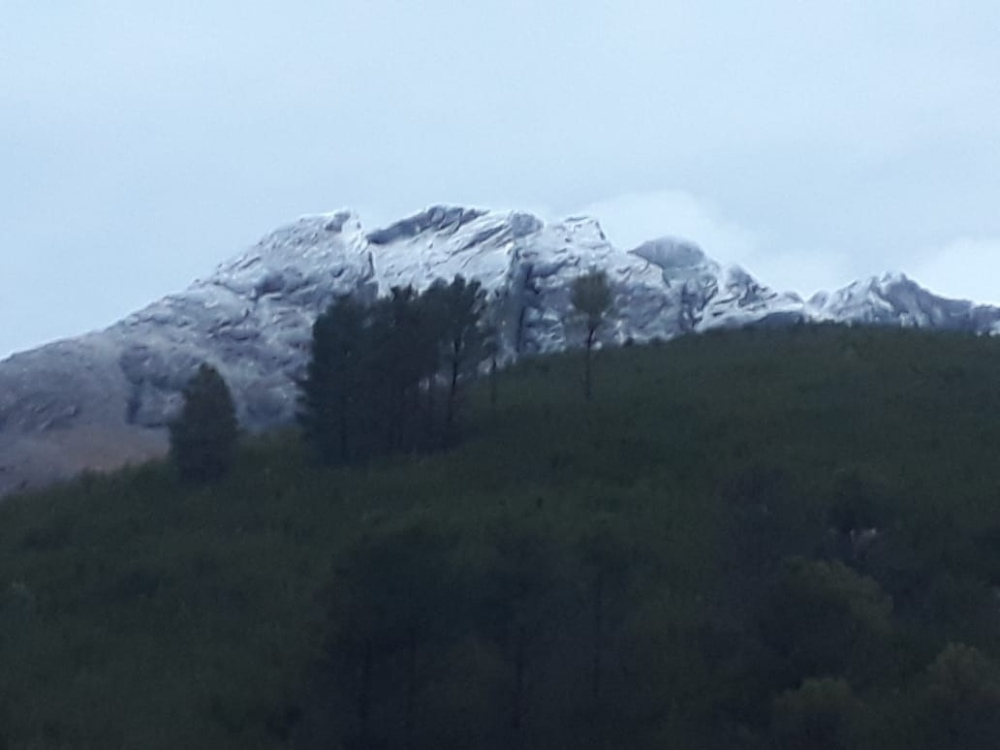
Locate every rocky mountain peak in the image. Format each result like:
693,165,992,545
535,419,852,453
2,204,999,496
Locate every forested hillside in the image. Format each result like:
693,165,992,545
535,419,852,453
4,324,1000,748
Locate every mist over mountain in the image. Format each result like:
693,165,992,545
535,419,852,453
2,205,998,496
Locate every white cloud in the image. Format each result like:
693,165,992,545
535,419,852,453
573,191,853,297
911,238,1000,304
574,191,758,261
743,249,855,300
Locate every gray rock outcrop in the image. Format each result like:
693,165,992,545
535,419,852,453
2,206,997,496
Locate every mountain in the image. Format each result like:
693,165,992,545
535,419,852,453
810,272,1000,330
1,205,997,495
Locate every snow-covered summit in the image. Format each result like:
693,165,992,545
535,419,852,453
2,203,999,495
810,271,1000,331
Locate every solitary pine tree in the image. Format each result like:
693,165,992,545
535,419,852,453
169,364,238,483
367,286,436,454
435,276,487,438
481,291,505,418
570,270,612,401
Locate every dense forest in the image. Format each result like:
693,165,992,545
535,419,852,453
4,319,1000,748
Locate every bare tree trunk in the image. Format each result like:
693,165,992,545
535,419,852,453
592,571,604,707
511,629,527,742
405,627,417,750
446,352,460,443
424,376,437,447
339,392,349,463
358,640,373,749
584,325,596,401
489,356,498,418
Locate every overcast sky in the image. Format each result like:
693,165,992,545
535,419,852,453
3,1,999,358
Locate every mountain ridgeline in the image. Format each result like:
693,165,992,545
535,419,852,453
2,204,1000,496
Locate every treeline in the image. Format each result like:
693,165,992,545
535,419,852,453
168,276,496,482
294,269,610,464
296,277,491,465
168,270,612,481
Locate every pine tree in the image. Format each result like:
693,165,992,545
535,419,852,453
436,276,487,440
169,364,238,483
367,286,434,453
570,270,612,401
327,524,458,750
298,296,368,464
299,278,489,464
481,291,505,418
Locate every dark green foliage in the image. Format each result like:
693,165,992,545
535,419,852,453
772,677,865,750
297,295,367,464
475,523,574,740
7,325,1000,747
298,276,487,464
480,290,505,417
576,517,636,711
426,276,487,437
760,557,894,688
169,364,238,483
570,269,612,400
826,467,893,537
316,523,460,749
912,643,1000,749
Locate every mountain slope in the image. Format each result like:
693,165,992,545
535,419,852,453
5,326,1000,748
810,271,1000,331
1,205,997,495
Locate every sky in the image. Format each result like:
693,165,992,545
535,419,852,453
2,1,1000,358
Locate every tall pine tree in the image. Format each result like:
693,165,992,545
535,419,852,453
297,296,368,464
169,364,238,483
428,276,487,441
570,270,612,401
299,277,488,464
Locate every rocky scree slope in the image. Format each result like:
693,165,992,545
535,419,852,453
2,205,999,495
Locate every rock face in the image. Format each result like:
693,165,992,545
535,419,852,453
2,205,998,495
810,272,1000,331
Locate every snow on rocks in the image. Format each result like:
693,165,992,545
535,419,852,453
2,203,999,496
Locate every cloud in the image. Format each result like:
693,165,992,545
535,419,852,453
911,238,1000,305
743,249,855,300
574,191,758,261
573,191,853,297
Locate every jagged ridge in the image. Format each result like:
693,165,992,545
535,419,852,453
2,205,999,495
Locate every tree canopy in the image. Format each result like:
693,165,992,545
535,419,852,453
10,319,1000,748
168,363,238,483
298,276,488,464
570,269,613,400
